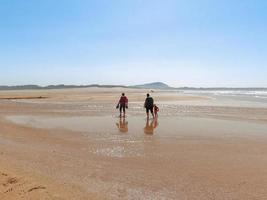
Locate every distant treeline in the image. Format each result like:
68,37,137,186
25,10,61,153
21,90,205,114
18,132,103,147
0,84,129,90
0,82,170,90
0,84,266,91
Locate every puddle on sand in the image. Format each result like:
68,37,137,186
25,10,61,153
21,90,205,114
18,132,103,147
6,115,267,139
7,114,267,160
6,115,161,136
4,115,267,199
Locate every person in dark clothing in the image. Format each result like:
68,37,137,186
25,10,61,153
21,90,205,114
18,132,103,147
144,93,154,119
117,93,128,117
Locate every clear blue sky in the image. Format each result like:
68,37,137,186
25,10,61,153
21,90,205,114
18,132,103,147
1,0,267,87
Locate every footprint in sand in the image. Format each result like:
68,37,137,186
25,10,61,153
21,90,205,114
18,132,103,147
28,186,46,193
1,173,8,176
2,177,18,187
4,187,13,193
7,177,18,184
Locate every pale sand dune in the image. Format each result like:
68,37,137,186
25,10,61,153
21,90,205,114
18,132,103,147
1,88,267,199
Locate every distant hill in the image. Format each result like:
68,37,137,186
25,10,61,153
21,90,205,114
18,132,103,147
133,82,172,90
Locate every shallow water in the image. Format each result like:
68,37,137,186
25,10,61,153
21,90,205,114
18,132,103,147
182,89,267,104
4,115,267,199
7,115,267,139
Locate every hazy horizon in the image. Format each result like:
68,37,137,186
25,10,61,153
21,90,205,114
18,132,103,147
1,0,267,87
1,82,267,89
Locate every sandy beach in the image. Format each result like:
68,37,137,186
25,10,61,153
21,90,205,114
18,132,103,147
1,88,267,199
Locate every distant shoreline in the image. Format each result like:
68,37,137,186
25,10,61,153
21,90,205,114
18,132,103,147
0,84,266,91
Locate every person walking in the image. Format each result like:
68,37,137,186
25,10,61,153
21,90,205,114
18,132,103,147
144,93,154,119
117,93,128,117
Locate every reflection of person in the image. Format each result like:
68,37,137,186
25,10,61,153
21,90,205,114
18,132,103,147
144,93,154,119
144,118,158,135
116,118,128,133
116,93,128,117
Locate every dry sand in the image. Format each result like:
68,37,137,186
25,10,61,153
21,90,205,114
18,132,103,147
0,88,267,199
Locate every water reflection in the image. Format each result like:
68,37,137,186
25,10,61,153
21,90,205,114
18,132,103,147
116,117,128,133
144,118,159,135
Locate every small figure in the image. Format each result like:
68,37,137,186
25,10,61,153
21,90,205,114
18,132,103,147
116,93,128,117
153,104,159,118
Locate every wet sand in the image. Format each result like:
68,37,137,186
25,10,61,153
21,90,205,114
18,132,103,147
1,88,267,199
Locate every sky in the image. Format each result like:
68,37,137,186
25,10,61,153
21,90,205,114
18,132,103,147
0,0,267,87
